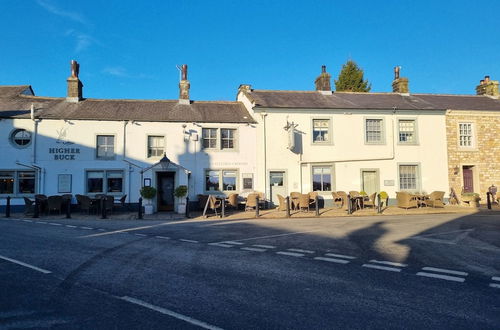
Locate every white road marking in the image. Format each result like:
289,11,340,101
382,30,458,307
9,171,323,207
314,257,350,264
490,283,500,289
421,267,468,276
179,239,199,243
276,251,304,257
48,223,62,226
369,260,408,267
119,296,223,330
37,221,47,224
0,255,51,274
134,233,147,237
491,276,500,282
155,236,171,240
362,264,402,272
22,220,33,223
241,247,267,252
66,225,77,228
287,248,315,254
97,228,106,231
325,253,356,260
80,227,93,230
223,241,244,245
208,243,233,248
416,272,465,282
252,244,276,249
226,230,324,243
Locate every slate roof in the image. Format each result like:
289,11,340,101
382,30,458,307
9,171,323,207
0,85,255,123
244,90,500,111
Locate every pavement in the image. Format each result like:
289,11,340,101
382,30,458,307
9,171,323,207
0,211,499,328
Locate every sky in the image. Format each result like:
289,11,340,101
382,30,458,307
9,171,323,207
1,1,500,101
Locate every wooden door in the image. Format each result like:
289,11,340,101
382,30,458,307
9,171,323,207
157,172,175,211
361,170,379,195
463,167,474,193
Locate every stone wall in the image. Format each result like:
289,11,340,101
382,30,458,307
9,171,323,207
446,110,500,199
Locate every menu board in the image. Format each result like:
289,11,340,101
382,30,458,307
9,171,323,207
58,174,72,193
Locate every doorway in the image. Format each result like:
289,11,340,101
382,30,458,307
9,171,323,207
269,171,286,207
157,171,175,211
462,166,474,193
361,170,380,195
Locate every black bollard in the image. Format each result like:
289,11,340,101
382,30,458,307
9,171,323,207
285,196,290,218
315,195,319,216
5,196,10,218
138,197,143,219
255,196,260,217
101,197,107,219
487,192,492,210
347,194,352,214
377,194,381,214
185,197,190,218
221,198,225,218
33,198,39,218
66,198,71,219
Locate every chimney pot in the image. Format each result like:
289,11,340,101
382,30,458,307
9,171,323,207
315,65,331,91
476,75,499,96
485,75,490,82
66,59,83,102
178,64,190,104
392,66,409,93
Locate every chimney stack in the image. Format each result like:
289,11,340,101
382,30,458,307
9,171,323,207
178,64,190,105
66,60,83,102
476,75,499,97
315,65,331,92
392,66,409,93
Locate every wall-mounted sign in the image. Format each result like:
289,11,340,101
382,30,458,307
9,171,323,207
384,180,395,186
58,174,72,193
144,178,151,187
49,147,81,160
242,173,254,190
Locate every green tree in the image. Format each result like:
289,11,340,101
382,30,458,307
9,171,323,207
334,60,371,92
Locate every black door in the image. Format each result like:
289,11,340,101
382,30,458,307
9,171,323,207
157,172,175,211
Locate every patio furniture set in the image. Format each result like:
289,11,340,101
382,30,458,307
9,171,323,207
23,194,127,216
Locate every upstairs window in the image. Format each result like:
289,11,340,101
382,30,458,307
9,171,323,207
458,123,473,147
202,128,237,150
398,119,417,144
202,128,217,149
221,129,236,149
147,136,165,158
365,119,384,144
10,129,32,147
96,135,115,159
312,119,330,143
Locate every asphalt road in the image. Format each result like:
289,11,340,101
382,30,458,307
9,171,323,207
0,213,499,329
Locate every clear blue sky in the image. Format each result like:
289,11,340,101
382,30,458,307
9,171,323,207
1,1,499,101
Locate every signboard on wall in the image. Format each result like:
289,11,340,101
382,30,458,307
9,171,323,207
58,174,72,193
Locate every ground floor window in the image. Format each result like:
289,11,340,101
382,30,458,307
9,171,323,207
0,170,36,195
399,164,419,190
205,169,238,192
312,166,332,191
86,170,124,194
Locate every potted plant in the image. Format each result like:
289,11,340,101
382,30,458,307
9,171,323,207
174,185,188,214
140,186,157,215
461,192,481,207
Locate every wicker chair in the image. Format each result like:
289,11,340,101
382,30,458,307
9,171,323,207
396,192,418,210
23,197,35,215
331,192,343,208
363,192,377,208
245,193,258,211
227,193,239,210
277,194,287,211
47,195,63,215
336,191,348,209
349,191,362,210
114,195,128,212
298,194,310,212
425,191,445,208
308,191,318,209
76,194,94,214
290,192,301,211
378,191,389,209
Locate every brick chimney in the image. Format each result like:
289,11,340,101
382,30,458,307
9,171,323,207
66,60,83,102
315,65,331,92
392,66,409,93
178,64,190,105
476,75,499,97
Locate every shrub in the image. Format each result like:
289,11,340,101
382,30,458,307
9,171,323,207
140,186,157,199
174,185,188,199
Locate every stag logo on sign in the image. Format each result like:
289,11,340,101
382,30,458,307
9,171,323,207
56,127,74,145
49,127,80,160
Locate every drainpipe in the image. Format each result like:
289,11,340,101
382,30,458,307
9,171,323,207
123,121,130,203
260,112,268,197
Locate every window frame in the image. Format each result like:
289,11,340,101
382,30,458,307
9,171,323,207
146,135,166,159
311,164,335,192
9,128,32,148
364,117,386,145
397,163,421,192
204,169,240,193
457,122,475,149
85,169,125,195
311,117,333,145
201,127,238,151
0,169,37,196
202,128,218,150
397,118,419,145
95,134,116,160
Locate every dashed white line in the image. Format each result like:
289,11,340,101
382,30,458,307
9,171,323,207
489,283,500,289
80,226,93,230
314,257,350,264
491,276,500,282
97,228,106,231
179,239,199,244
416,272,465,282
134,233,147,237
252,244,276,249
241,247,267,252
37,221,47,224
287,248,315,254
421,267,468,276
22,220,33,223
325,253,356,260
208,243,233,248
66,225,77,228
369,260,408,267
48,223,62,226
155,236,171,240
0,255,52,274
276,251,305,257
223,241,243,245
119,296,223,330
362,264,402,272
